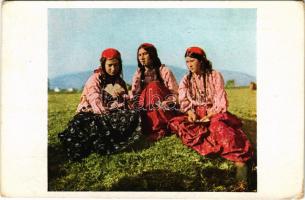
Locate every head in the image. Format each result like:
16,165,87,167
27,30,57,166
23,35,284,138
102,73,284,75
137,43,161,69
100,48,123,77
184,46,212,75
99,48,127,93
185,47,213,97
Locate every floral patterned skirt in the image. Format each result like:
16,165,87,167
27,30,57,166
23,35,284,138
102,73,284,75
58,109,142,160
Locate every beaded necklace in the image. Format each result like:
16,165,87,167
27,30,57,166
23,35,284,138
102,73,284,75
191,74,208,103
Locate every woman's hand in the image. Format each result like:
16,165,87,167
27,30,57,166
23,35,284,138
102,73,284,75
200,116,210,123
109,101,125,110
187,110,197,122
161,100,176,110
200,112,215,122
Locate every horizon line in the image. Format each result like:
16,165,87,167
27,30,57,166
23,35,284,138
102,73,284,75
49,66,256,79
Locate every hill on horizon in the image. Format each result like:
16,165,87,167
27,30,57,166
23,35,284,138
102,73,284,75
49,65,256,89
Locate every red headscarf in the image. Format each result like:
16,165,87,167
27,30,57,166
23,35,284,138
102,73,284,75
100,48,121,60
185,46,206,58
139,43,155,48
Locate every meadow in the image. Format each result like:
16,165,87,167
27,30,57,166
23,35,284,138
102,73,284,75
48,87,256,191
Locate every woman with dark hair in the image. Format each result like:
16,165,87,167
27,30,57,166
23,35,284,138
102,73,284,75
169,46,254,189
58,48,142,160
130,43,179,141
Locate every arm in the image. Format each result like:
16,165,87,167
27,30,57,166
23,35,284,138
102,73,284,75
178,75,198,122
161,66,179,95
209,71,228,115
178,75,193,113
130,69,141,100
160,66,179,105
85,73,107,114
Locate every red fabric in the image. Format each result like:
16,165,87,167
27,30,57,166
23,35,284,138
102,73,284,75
169,115,209,147
195,106,207,118
169,111,253,162
186,47,206,57
138,81,176,141
139,43,155,48
101,48,121,60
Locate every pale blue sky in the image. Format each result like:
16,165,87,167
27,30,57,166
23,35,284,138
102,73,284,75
48,8,256,78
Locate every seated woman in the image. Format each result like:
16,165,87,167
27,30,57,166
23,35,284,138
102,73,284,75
130,43,179,141
169,46,254,187
58,48,142,160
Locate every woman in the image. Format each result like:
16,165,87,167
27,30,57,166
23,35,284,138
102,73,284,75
58,48,142,160
169,46,254,188
130,43,179,141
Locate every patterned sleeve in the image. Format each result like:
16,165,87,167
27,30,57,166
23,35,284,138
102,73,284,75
84,73,107,114
130,69,142,99
210,71,228,114
161,66,179,95
178,75,193,113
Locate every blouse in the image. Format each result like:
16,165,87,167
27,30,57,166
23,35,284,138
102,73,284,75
130,64,179,98
178,70,228,114
76,68,127,114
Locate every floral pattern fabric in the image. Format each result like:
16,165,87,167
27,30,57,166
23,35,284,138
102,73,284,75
58,110,142,160
58,68,142,160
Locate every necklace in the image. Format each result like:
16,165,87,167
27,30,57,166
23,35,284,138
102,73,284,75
191,75,207,102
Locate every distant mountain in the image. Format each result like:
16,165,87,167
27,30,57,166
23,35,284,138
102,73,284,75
49,65,256,89
220,69,256,86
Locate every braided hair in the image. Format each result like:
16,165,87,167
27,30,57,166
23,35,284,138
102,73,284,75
137,43,164,89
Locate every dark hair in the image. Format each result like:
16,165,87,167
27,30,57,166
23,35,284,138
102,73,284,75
137,44,164,89
98,57,127,94
185,51,213,100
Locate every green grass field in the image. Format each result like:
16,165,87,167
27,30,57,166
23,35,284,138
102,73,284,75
48,88,256,191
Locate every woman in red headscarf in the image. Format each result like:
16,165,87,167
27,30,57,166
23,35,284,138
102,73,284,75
130,43,179,141
169,46,254,188
58,48,142,160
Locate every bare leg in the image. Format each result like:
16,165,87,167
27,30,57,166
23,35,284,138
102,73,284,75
235,162,248,182
234,161,248,191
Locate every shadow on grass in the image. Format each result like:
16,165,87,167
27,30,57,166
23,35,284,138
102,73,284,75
241,118,257,192
110,165,255,192
242,119,257,147
48,144,69,181
110,169,202,191
248,160,257,192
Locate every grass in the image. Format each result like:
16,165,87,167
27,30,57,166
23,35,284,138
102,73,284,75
48,88,256,191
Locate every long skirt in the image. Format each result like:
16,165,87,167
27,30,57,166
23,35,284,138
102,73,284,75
58,109,142,160
169,111,253,162
136,81,178,141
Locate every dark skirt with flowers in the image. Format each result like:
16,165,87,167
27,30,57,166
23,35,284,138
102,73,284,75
58,109,142,160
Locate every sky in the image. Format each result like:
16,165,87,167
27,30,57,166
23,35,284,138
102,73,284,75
48,8,256,78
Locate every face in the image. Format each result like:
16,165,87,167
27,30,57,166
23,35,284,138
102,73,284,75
104,58,120,76
185,56,202,74
138,48,152,67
